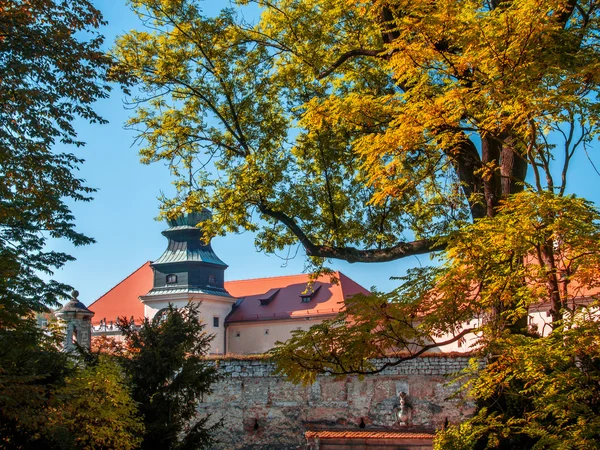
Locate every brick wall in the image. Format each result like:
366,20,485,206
198,355,475,449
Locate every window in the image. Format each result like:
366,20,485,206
235,331,241,338
213,316,219,328
264,329,269,335
166,274,177,284
154,308,170,323
208,274,216,285
258,288,280,306
300,285,321,303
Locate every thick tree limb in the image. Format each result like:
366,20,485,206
555,0,578,25
450,138,485,219
317,49,385,79
257,203,444,263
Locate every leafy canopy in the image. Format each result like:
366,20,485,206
272,192,600,383
0,319,144,450
113,2,600,446
0,2,138,448
0,318,70,449
113,0,600,266
46,355,144,450
0,0,116,323
434,309,600,450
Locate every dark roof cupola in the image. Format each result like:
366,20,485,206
146,209,231,298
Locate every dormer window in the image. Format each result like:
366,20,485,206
166,274,177,284
258,288,280,306
300,285,321,303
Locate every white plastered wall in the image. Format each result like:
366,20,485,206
143,294,237,354
226,316,333,354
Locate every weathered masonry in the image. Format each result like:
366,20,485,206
198,355,475,449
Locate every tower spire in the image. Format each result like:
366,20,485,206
145,209,231,298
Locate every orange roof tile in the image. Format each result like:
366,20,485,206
88,261,153,325
304,430,435,439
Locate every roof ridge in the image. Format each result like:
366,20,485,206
225,272,318,284
337,271,369,296
87,261,151,308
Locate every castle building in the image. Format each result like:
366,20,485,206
87,210,584,355
88,211,369,354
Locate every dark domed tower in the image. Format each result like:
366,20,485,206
140,210,235,354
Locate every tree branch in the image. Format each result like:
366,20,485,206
309,327,476,377
317,49,385,79
257,203,443,263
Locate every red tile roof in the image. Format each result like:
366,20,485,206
87,263,370,325
304,430,435,440
225,272,369,323
88,261,153,325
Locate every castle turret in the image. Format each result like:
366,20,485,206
55,289,94,351
140,210,235,354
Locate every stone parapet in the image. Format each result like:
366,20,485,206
210,354,472,378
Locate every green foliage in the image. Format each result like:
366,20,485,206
0,0,115,323
272,192,600,379
435,309,600,449
114,0,600,445
114,0,600,266
47,355,144,450
0,2,137,447
0,317,70,449
0,320,143,450
115,303,221,450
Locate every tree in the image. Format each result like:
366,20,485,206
434,311,600,449
113,0,600,445
114,304,220,450
0,0,116,324
113,0,598,266
113,0,599,333
272,192,600,381
0,318,71,449
0,320,144,450
113,0,599,357
46,355,144,450
0,2,131,447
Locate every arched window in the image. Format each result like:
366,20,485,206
154,308,170,323
166,274,177,284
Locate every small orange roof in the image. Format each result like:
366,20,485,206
87,263,370,325
304,430,435,440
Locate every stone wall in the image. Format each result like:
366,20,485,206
198,355,475,449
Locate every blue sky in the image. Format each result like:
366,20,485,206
49,0,600,306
